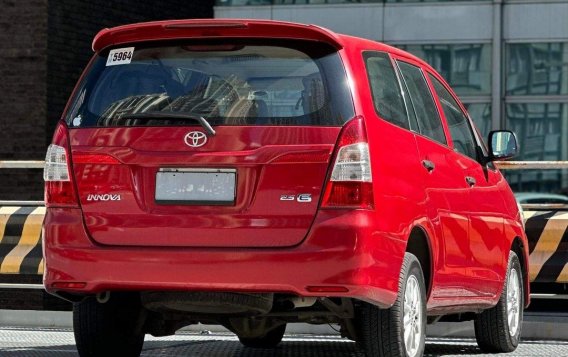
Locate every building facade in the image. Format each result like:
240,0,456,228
0,0,214,201
216,0,568,195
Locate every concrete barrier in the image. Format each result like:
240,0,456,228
524,210,568,283
0,206,44,275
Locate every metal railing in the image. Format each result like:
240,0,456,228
0,161,45,206
2,160,568,208
0,161,44,169
494,161,568,210
495,161,568,170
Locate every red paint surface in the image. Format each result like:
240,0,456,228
44,19,530,311
69,126,338,247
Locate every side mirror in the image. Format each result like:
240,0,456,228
488,130,518,161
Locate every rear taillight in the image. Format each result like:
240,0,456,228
322,117,374,209
44,123,79,208
44,145,70,181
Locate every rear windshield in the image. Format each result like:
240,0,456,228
65,39,354,128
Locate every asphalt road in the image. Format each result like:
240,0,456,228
0,327,567,356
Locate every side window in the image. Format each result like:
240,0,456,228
364,52,410,130
396,61,447,145
429,74,478,160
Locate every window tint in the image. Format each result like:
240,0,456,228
65,39,354,128
364,52,409,130
396,61,446,145
430,75,478,160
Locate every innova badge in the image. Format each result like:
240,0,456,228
86,194,121,202
184,131,207,148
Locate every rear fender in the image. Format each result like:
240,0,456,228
404,222,436,301
504,219,530,307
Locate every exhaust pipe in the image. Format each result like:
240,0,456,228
289,296,317,309
96,291,110,304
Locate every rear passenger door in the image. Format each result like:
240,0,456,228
393,57,473,303
428,74,507,298
362,52,426,248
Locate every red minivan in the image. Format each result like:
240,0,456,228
43,19,529,357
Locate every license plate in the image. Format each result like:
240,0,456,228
155,168,236,205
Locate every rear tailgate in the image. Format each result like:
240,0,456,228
70,126,339,247
64,33,353,248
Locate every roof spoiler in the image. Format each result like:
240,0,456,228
92,19,344,52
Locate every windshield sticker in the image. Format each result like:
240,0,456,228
72,114,82,127
106,47,134,66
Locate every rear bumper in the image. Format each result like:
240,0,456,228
43,208,406,308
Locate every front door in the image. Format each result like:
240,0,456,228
428,73,506,300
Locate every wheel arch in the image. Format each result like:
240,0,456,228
406,225,434,300
510,236,530,307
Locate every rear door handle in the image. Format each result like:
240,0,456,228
422,160,435,172
466,176,476,187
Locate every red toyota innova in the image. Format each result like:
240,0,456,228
43,19,529,357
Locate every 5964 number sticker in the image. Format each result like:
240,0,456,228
106,47,134,66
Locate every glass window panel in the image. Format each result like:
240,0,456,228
216,0,483,4
278,0,381,3
276,0,381,3
430,75,477,159
392,0,485,1
65,40,354,128
506,43,568,95
364,52,410,129
506,103,568,161
397,61,447,145
505,103,568,196
216,0,271,5
386,0,489,2
463,103,491,140
216,0,381,4
396,44,491,96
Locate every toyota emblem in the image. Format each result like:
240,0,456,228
184,131,208,148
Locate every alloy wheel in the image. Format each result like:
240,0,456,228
403,275,423,357
507,268,521,336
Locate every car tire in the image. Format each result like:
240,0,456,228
358,252,426,357
74,294,145,357
238,323,286,349
474,251,523,353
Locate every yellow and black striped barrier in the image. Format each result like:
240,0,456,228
0,206,45,275
524,210,568,283
0,205,567,284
